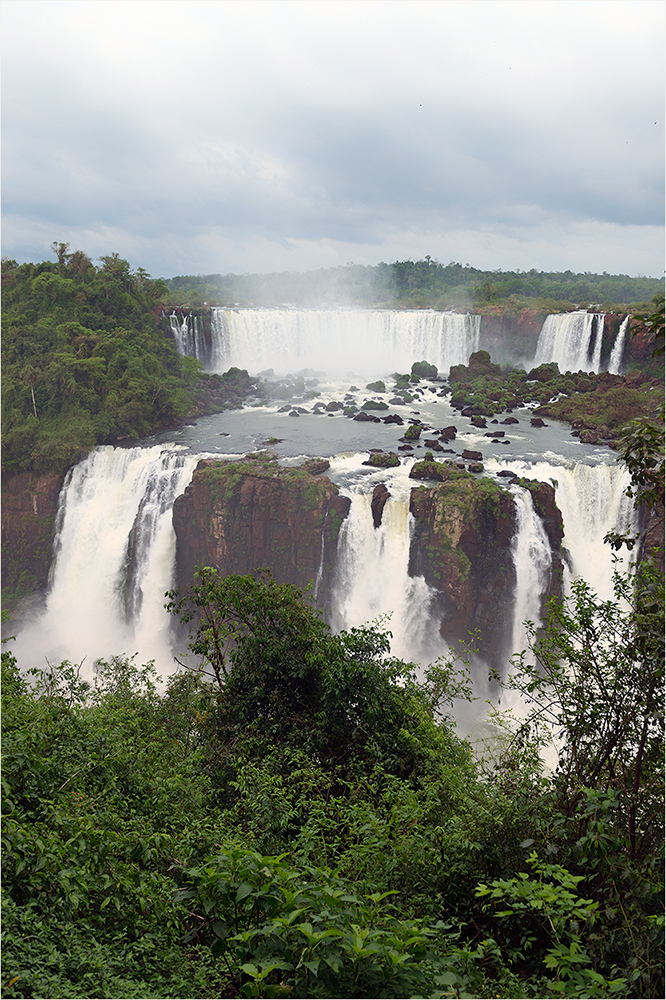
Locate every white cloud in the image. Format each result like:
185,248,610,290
2,0,664,277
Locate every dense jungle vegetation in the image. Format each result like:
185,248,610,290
1,246,209,475
2,397,664,998
162,257,663,310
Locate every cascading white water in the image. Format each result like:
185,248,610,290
12,445,200,681
207,308,480,375
486,458,635,600
533,311,606,373
169,311,207,359
509,487,553,656
608,316,630,375
332,491,442,663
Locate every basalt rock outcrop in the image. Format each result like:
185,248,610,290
172,452,350,615
408,465,564,671
478,307,544,362
371,484,391,528
1,470,66,611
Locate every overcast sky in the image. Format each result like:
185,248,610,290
2,0,664,279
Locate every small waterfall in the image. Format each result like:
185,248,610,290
608,316,630,375
207,308,480,375
169,311,208,360
332,492,442,663
534,311,606,373
312,511,327,602
486,458,635,600
509,487,553,655
12,445,200,680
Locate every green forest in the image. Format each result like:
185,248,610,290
1,246,203,475
161,258,663,311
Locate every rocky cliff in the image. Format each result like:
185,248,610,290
1,470,66,611
172,452,350,614
408,465,564,672
478,307,544,364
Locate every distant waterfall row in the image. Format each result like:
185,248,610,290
170,308,480,375
169,307,630,377
533,312,629,375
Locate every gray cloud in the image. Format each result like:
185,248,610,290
2,0,663,277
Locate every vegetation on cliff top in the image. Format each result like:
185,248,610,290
161,257,663,311
1,248,262,476
192,451,339,513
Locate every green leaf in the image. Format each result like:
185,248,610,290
236,882,254,902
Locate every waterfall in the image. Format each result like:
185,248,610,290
509,487,553,655
486,458,635,600
169,311,208,361
12,445,200,681
11,436,635,689
534,311,606,373
332,492,442,663
205,308,480,375
312,511,327,602
608,316,630,375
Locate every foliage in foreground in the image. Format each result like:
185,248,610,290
2,544,663,998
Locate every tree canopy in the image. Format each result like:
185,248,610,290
1,248,196,474
161,258,663,311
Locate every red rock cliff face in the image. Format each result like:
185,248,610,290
409,477,563,672
172,455,350,613
478,307,544,363
2,470,66,610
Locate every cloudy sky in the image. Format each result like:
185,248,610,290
2,0,664,278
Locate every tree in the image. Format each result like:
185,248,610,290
166,568,470,779
509,567,663,859
50,240,70,269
